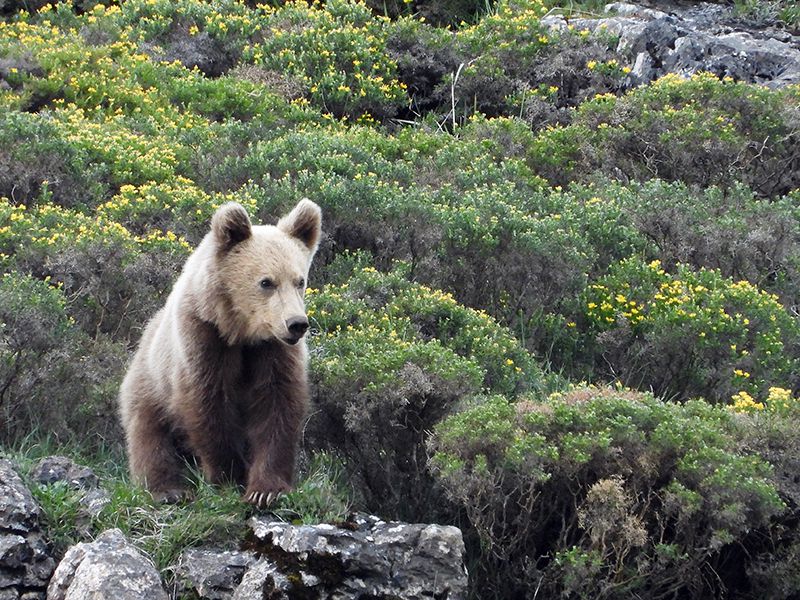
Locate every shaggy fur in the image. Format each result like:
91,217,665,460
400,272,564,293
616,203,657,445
118,200,322,506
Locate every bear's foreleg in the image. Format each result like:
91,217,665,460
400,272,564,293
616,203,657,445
243,388,307,507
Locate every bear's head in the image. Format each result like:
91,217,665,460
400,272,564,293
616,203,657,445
209,199,322,346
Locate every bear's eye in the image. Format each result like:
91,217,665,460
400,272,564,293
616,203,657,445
259,278,276,290
297,278,305,289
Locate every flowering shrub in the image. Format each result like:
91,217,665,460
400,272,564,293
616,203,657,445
309,265,542,395
303,264,546,518
0,198,189,338
244,0,408,119
0,271,126,443
530,72,800,196
731,386,800,417
583,258,800,403
431,386,792,598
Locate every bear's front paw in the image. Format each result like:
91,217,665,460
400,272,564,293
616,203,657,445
244,479,291,508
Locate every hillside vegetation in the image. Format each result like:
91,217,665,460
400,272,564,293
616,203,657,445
1,0,799,597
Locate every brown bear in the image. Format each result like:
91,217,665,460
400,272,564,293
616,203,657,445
118,199,322,507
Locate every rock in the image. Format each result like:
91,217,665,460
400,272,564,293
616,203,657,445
232,560,292,600
242,513,468,599
543,1,800,88
0,461,41,533
30,456,110,521
78,489,110,520
47,529,167,600
606,2,667,20
0,460,55,600
175,548,257,600
30,457,98,490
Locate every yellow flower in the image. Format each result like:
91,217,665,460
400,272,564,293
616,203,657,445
731,390,764,413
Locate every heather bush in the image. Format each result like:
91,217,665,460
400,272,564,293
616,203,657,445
304,264,546,519
530,72,800,197
431,387,796,598
582,258,800,403
243,0,408,119
452,2,630,121
597,180,800,306
0,111,106,208
0,271,126,445
0,198,189,340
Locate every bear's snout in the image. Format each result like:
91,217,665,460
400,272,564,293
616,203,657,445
285,316,309,344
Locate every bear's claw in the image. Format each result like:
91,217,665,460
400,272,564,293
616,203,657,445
245,490,281,508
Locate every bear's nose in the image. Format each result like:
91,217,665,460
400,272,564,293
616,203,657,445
286,316,309,338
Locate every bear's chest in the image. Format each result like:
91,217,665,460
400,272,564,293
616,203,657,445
221,341,283,399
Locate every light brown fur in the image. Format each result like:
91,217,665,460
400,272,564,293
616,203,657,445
118,200,322,506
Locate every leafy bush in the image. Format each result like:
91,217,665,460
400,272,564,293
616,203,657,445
582,258,800,403
304,264,547,519
0,111,105,208
0,271,125,445
431,386,796,598
243,0,408,119
530,73,800,197
0,198,188,341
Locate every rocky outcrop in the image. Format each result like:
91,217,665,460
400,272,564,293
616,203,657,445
174,548,257,600
176,514,468,599
543,1,800,87
0,460,55,600
46,529,167,600
241,514,467,599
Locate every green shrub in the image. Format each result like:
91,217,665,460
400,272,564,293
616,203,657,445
0,198,189,340
452,2,628,121
431,387,794,598
530,73,800,197
0,111,106,208
0,271,126,445
304,264,547,519
590,180,800,306
582,257,800,403
243,0,408,119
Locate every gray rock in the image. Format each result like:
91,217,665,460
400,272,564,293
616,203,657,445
243,513,468,599
175,548,257,599
0,461,41,533
605,2,667,20
30,458,97,491
543,1,800,87
29,457,110,522
0,536,29,569
78,489,110,520
232,560,292,600
0,461,55,599
46,529,167,600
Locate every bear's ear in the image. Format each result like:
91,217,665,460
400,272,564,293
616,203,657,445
212,202,252,251
278,198,322,253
